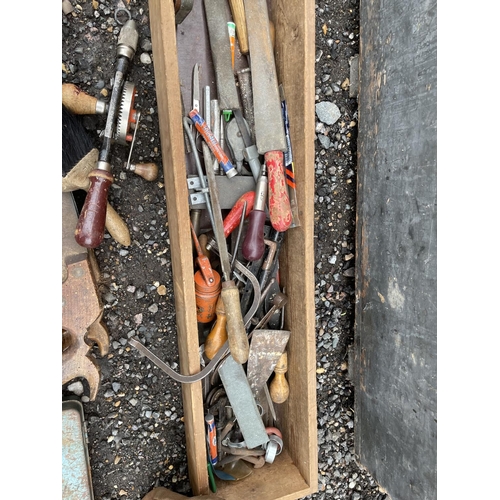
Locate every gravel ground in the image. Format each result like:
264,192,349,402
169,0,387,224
61,1,388,499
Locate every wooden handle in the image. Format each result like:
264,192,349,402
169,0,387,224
204,296,227,359
62,83,104,115
228,0,249,55
221,280,249,364
265,151,292,232
129,162,159,181
270,351,289,403
105,203,131,247
75,169,113,248
242,209,266,261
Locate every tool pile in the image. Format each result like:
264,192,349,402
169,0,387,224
124,0,301,488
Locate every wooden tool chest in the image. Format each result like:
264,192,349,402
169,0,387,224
147,0,317,497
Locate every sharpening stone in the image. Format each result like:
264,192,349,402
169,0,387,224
218,355,270,449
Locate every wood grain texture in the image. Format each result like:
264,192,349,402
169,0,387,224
148,0,208,494
149,0,318,497
354,1,437,499
270,0,318,494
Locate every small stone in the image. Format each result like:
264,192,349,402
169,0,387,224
140,52,152,64
134,313,143,325
343,268,355,277
112,382,121,392
157,285,167,296
315,101,341,125
318,134,331,149
67,381,84,396
328,255,337,264
148,303,159,313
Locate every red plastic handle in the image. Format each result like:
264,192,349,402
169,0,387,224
265,151,292,232
223,191,255,238
74,169,113,248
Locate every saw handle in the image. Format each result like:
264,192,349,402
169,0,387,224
221,280,249,364
75,169,113,248
265,151,292,232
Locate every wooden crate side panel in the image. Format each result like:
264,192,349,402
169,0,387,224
270,0,318,494
355,0,437,499
148,0,209,494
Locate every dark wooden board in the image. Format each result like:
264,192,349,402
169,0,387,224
353,1,437,499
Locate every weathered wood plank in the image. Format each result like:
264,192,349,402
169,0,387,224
354,1,437,499
148,0,209,494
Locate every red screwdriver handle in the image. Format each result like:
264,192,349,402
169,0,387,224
223,191,255,238
75,169,113,248
265,151,292,232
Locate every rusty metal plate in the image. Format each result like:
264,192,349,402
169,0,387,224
62,400,94,500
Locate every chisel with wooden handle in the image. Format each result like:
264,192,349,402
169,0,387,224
202,142,249,364
244,0,292,233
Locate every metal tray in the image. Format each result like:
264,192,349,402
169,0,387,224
62,399,94,500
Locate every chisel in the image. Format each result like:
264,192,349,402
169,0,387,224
244,0,292,233
202,143,249,364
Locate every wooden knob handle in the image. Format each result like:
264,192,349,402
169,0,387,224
221,280,249,364
228,0,249,55
129,163,159,181
270,352,289,404
62,83,106,115
105,203,131,247
75,169,113,248
265,151,292,232
204,296,227,359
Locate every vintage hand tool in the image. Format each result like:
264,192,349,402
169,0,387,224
63,192,109,400
246,329,290,393
62,105,131,247
203,142,249,364
190,109,237,178
62,83,107,115
242,162,267,261
228,0,249,55
191,221,221,324
244,0,292,232
75,19,139,248
204,0,240,112
129,257,260,382
269,351,290,404
205,191,255,252
218,355,269,449
122,110,159,181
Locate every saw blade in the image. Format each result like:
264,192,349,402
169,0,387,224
116,81,136,145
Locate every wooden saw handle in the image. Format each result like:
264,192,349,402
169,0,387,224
75,169,113,248
221,280,249,364
265,151,292,232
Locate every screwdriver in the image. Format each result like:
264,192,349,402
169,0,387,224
202,142,249,364
205,190,255,252
242,162,268,261
204,296,227,359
